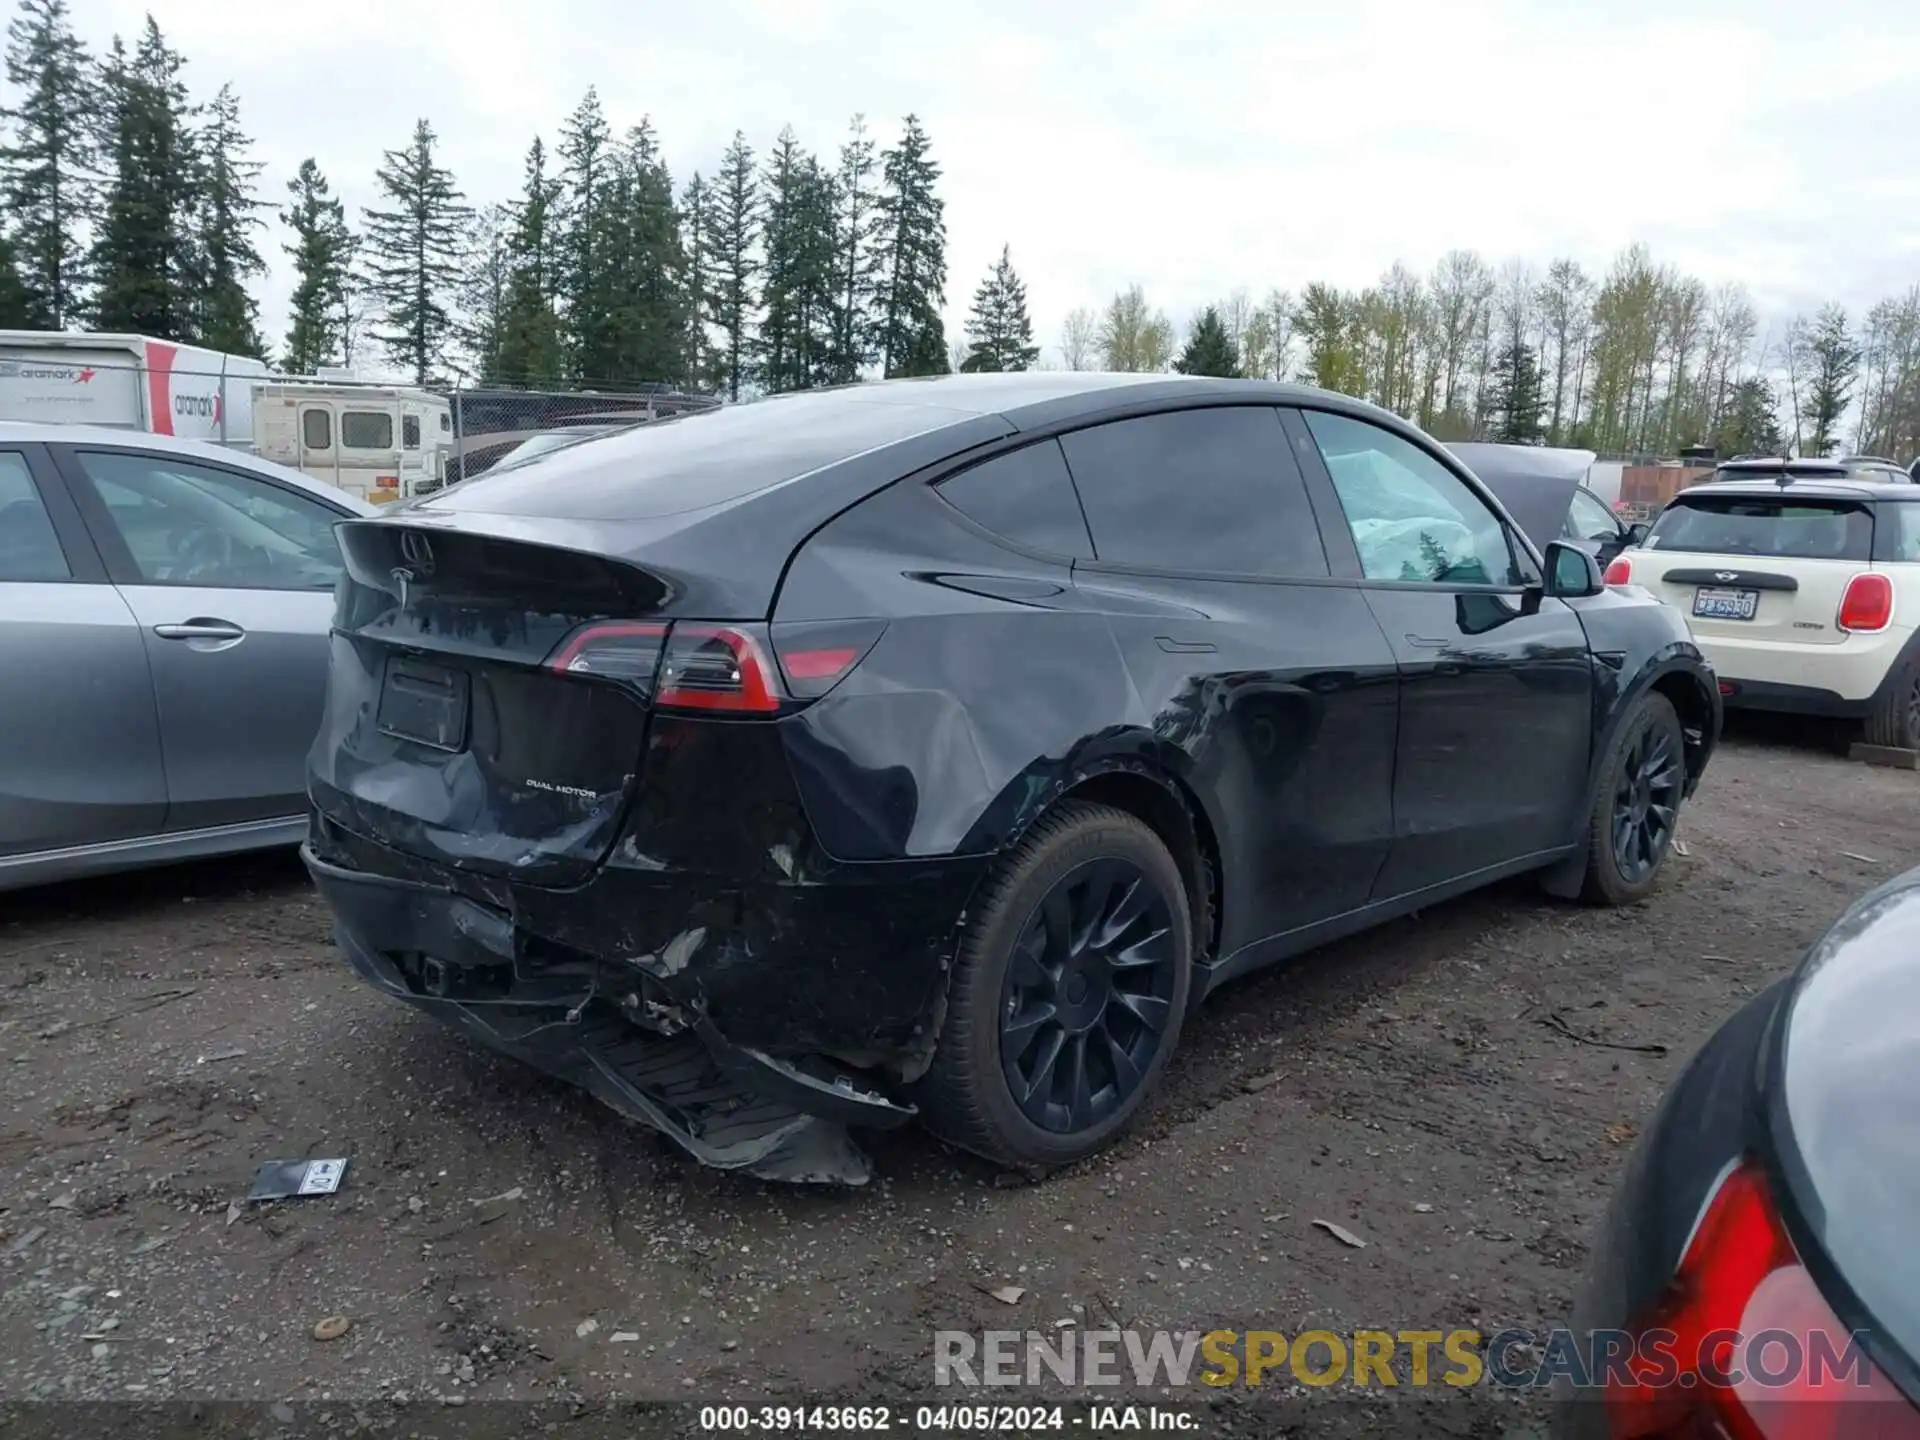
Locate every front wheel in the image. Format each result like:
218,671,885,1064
1580,692,1687,906
914,801,1192,1169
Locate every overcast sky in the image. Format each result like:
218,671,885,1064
72,0,1920,366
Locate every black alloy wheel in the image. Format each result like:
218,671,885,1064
997,858,1180,1135
913,800,1193,1168
1611,719,1684,884
1579,690,1687,905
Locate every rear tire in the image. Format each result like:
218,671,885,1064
1863,659,1920,751
915,801,1192,1169
1580,692,1687,906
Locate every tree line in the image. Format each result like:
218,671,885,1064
3,0,1912,458
0,0,1037,390
1072,252,1920,463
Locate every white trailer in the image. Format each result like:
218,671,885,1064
0,330,277,445
251,382,452,502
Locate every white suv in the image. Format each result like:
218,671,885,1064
1608,460,1920,748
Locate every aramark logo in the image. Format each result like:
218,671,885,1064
0,361,96,382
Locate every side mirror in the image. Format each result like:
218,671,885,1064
1624,522,1650,545
1543,540,1604,598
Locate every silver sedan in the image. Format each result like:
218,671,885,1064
0,422,376,890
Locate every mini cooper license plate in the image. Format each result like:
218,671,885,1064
1692,586,1759,621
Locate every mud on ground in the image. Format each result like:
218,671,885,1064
1,719,1912,1435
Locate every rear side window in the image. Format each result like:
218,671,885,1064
0,452,70,581
1647,497,1873,561
936,441,1091,558
1059,407,1329,577
1874,503,1920,562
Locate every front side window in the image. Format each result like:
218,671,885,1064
1058,407,1329,578
341,411,394,449
936,440,1092,558
1302,410,1521,586
1564,487,1622,542
73,452,347,591
0,452,70,582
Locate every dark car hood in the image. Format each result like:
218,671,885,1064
1446,443,1597,550
1777,865,1920,1378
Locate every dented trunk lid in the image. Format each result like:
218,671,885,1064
309,520,678,888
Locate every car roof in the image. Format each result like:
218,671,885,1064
0,421,376,514
1672,478,1920,503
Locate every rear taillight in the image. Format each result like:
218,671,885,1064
1606,1159,1920,1439
547,622,668,686
1837,573,1894,633
1605,556,1634,586
547,619,880,713
655,624,782,713
770,619,888,699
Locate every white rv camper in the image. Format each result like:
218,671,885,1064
251,382,452,502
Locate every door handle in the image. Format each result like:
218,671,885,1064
154,620,245,641
1155,637,1217,654
1403,634,1451,649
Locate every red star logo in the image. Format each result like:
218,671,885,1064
74,368,95,384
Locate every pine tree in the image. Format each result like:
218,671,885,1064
1174,305,1241,378
194,83,266,356
281,157,353,373
756,128,835,393
702,130,758,400
456,204,510,383
959,245,1038,372
0,0,94,328
1804,305,1861,457
1489,340,1546,443
88,21,200,341
0,228,34,326
555,88,617,383
874,114,948,378
601,121,687,387
493,137,564,385
360,118,471,385
826,114,883,383
1710,376,1786,459
679,171,713,389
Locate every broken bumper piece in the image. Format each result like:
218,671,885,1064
303,845,915,1185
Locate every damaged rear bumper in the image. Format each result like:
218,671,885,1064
303,842,946,1185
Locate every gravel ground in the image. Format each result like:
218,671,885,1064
1,718,1913,1434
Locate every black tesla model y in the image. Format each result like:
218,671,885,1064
304,373,1720,1182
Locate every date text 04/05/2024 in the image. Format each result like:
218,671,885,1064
697,1405,1198,1431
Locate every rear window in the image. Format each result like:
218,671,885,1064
1645,496,1872,561
423,393,963,521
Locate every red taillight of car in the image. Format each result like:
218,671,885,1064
1605,556,1634,586
1836,573,1894,634
546,622,668,684
547,621,782,712
769,619,888,699
1606,1159,1920,1439
655,624,783,713
550,619,883,712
